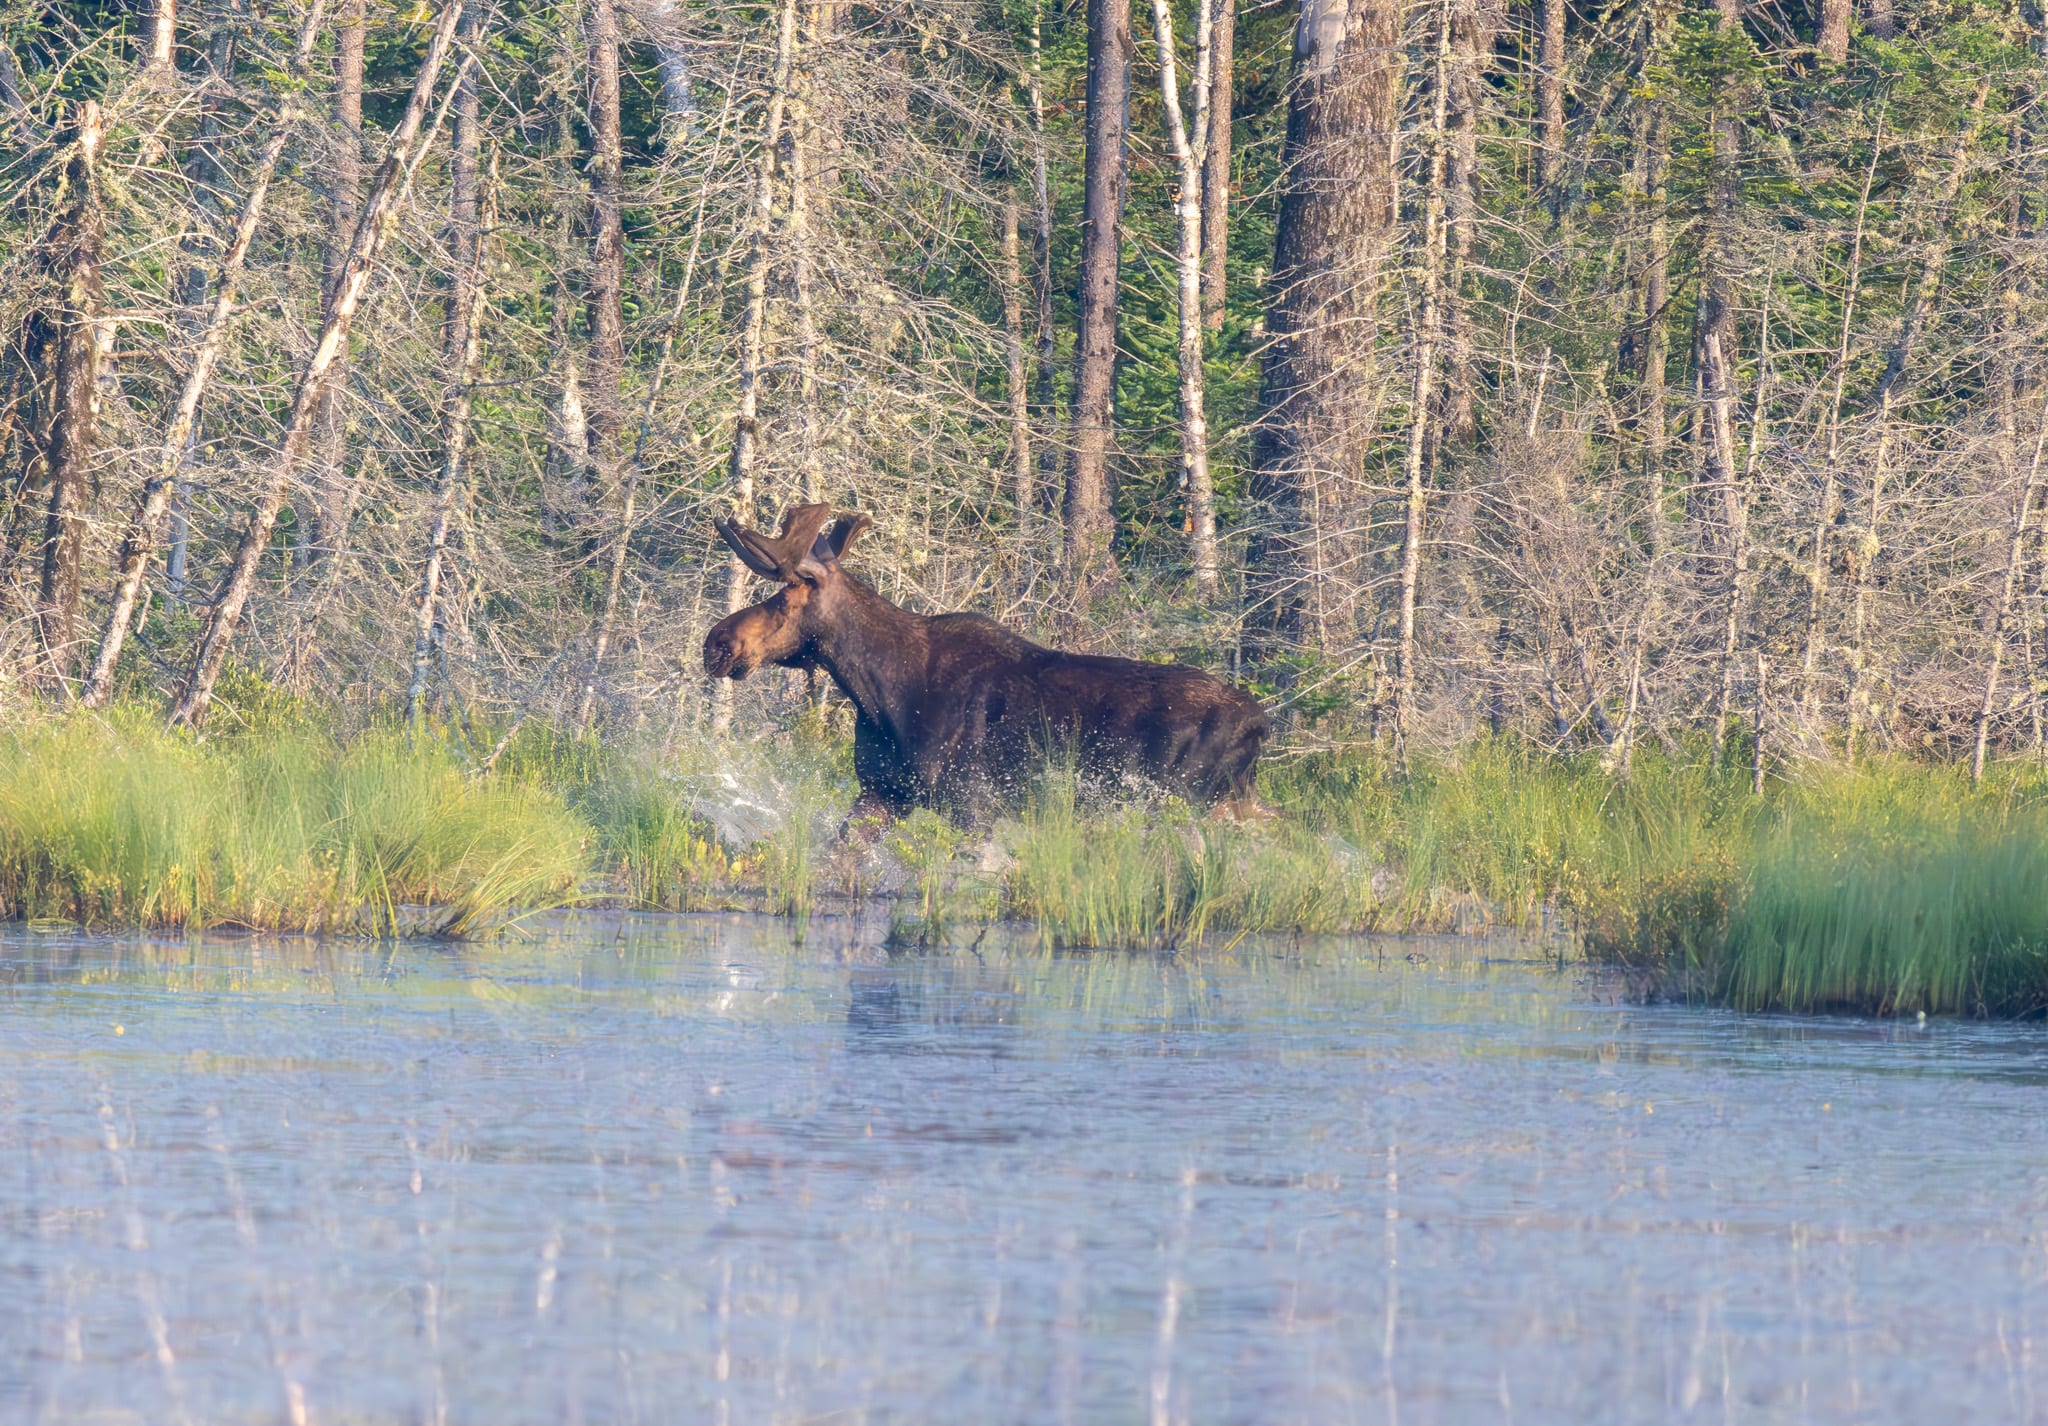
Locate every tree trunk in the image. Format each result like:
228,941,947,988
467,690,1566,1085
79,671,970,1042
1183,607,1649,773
1029,0,1059,499
1845,88,1983,759
1002,199,1033,519
713,0,801,736
1797,119,1881,724
1537,0,1565,213
1692,108,1741,538
1066,0,1132,604
1634,95,1670,563
1151,0,1217,594
1247,0,1400,660
411,129,491,728
36,102,109,694
1393,6,1453,751
574,0,632,732
1972,387,2048,781
1200,0,1234,330
1711,286,1769,765
583,0,625,463
307,0,365,568
1439,0,1490,448
81,1,330,709
723,0,800,611
148,0,176,70
168,2,467,729
1819,0,1850,62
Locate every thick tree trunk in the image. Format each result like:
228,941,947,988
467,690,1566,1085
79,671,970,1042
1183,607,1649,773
1537,0,1565,212
1066,0,1132,604
1200,0,1234,330
1819,0,1850,62
36,102,109,694
1247,0,1400,660
168,2,467,729
81,1,329,708
1151,0,1217,594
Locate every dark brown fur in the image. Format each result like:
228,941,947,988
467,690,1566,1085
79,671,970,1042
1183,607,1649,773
702,505,1270,822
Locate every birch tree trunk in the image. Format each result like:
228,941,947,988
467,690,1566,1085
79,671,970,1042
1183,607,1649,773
80,1,329,708
1150,0,1217,593
168,2,467,729
1711,287,1769,765
1067,0,1133,605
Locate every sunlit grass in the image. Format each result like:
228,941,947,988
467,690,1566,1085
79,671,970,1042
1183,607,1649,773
11,707,2048,1014
0,712,585,935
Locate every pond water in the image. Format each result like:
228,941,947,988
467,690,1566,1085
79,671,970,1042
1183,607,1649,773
1,913,2045,1425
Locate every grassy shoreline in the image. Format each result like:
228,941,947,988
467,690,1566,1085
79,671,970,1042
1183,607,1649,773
3,710,2044,1017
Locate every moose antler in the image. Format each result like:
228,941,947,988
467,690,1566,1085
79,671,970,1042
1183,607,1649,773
715,502,838,582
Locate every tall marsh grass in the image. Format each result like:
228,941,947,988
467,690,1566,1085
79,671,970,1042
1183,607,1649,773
10,707,2047,1016
0,715,585,934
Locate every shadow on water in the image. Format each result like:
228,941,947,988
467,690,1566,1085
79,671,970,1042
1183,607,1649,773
4,911,2048,1424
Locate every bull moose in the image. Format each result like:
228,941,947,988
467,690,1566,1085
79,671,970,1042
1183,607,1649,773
701,503,1271,823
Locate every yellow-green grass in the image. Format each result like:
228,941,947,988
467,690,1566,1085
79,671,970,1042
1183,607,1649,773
0,714,584,935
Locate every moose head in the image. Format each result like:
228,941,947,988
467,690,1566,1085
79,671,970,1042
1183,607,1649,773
701,503,872,681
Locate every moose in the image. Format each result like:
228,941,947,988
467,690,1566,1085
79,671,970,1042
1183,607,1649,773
702,503,1271,824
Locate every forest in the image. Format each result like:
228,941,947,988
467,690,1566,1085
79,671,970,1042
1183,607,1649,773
0,0,2041,773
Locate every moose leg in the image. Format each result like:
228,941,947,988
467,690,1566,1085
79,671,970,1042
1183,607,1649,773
841,790,896,845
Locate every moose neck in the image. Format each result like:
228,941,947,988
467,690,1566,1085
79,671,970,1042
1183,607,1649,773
807,577,930,744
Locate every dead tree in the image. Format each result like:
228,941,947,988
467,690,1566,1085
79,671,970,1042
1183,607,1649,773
168,2,468,729
82,1,332,709
33,101,109,694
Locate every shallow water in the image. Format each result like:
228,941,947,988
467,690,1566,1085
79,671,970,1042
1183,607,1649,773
1,914,2045,1425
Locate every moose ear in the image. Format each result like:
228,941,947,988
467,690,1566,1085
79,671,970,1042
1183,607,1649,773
715,518,783,580
821,512,871,562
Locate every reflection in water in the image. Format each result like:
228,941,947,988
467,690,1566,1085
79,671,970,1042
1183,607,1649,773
2,913,2047,1424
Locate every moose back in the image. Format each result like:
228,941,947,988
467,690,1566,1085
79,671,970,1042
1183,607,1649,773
701,505,1271,822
